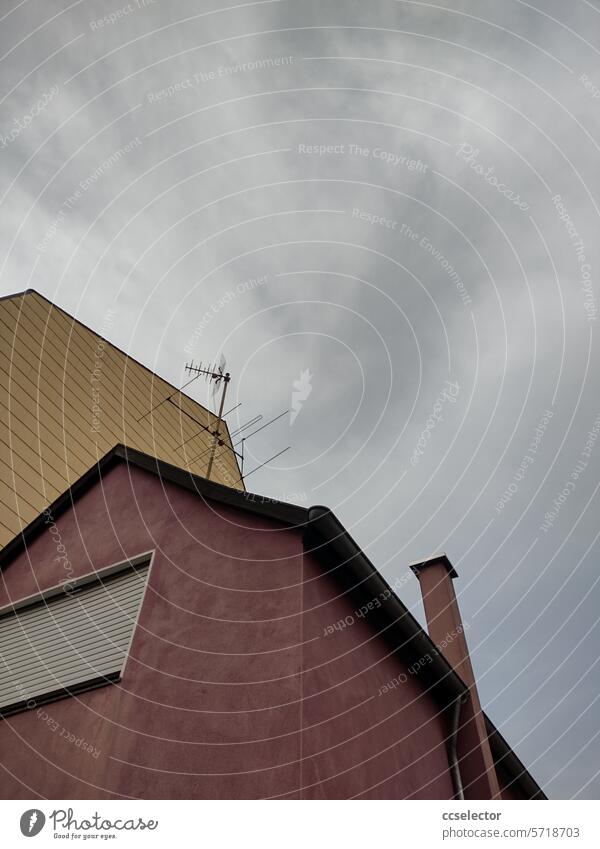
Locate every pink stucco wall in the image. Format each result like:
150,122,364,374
0,462,454,799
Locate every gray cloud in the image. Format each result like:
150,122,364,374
1,0,599,798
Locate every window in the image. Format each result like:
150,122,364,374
0,554,151,716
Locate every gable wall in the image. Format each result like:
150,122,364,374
0,464,453,799
0,291,242,548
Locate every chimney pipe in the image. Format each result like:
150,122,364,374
410,553,501,800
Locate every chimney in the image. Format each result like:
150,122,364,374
410,553,501,800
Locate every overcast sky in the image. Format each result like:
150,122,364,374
1,0,600,799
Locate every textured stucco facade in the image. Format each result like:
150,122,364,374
0,462,455,799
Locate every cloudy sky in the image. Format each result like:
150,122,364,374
1,0,599,799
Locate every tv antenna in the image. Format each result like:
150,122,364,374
184,358,230,481
138,353,290,487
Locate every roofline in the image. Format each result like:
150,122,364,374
304,506,546,800
0,445,546,799
304,506,468,705
0,287,36,304
485,716,547,800
0,444,307,571
1,288,242,485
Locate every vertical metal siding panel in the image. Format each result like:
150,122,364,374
0,292,243,548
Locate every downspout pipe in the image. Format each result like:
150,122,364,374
448,696,466,800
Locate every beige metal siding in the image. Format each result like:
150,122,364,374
0,291,243,547
0,562,150,713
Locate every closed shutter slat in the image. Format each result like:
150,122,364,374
0,621,136,665
0,593,145,644
0,571,149,627
0,562,149,712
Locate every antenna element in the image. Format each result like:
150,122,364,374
184,360,231,481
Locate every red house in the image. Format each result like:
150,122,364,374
0,445,545,799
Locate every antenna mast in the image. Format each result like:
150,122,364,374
184,360,231,481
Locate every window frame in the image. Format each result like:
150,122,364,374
0,550,155,717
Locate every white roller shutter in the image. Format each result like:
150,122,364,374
0,556,150,716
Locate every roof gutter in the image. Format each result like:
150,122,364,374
304,505,547,801
485,716,547,800
304,505,467,706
